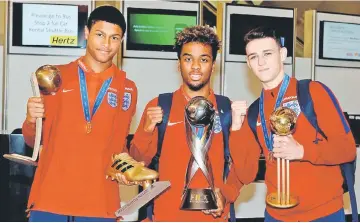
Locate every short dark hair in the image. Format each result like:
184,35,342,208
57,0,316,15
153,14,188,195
87,5,126,34
174,25,221,62
244,27,282,48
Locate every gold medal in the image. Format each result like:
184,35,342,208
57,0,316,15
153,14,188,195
86,122,92,134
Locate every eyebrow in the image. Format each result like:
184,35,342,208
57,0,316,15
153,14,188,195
95,29,122,37
247,49,275,57
182,53,212,58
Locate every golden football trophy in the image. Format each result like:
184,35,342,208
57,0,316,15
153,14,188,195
3,65,61,166
180,96,217,210
106,153,170,217
266,107,299,209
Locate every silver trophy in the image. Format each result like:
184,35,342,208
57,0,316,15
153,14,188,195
180,96,217,210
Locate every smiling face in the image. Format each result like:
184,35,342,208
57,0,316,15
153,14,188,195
84,20,123,64
178,42,215,92
245,37,287,87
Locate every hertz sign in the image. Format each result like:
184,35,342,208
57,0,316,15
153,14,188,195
50,36,77,46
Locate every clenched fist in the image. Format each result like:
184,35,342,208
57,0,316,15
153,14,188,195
143,106,163,133
26,97,45,124
231,101,247,131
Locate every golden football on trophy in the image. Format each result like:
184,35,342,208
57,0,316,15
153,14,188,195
267,106,299,209
35,65,62,95
269,107,297,136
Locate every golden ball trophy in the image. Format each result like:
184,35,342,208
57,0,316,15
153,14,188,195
3,65,61,166
266,107,299,208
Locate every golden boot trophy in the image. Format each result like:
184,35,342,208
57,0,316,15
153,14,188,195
3,65,61,166
266,107,299,208
106,153,170,217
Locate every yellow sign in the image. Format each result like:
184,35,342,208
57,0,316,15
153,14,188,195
50,36,77,46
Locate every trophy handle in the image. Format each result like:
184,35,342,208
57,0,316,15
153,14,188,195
2,73,40,166
31,72,42,162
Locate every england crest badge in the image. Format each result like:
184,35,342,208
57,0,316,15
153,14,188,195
213,113,222,134
283,100,301,117
108,92,118,108
122,92,132,111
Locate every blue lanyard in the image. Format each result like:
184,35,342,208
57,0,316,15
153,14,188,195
78,67,112,127
259,75,290,151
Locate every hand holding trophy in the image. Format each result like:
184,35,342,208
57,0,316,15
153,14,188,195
106,153,170,217
3,65,61,166
266,106,299,208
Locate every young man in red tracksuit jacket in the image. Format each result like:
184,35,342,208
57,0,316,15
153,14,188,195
128,25,246,222
228,26,357,221
23,6,138,221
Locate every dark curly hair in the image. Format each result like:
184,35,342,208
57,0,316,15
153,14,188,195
174,25,221,62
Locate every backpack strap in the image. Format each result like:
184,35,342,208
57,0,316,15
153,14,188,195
214,94,236,222
342,162,358,222
247,98,263,153
315,81,351,134
148,93,173,171
297,79,357,221
146,93,173,221
296,79,327,143
215,94,232,180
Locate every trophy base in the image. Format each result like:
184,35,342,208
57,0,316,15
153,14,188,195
180,188,218,210
266,192,299,209
3,154,38,166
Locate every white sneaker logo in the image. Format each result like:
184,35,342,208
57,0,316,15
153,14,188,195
168,121,183,126
256,121,261,126
62,89,74,93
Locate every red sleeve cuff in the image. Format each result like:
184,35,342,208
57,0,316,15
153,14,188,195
218,182,240,203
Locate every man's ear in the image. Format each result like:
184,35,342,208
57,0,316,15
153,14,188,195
280,47,288,62
246,56,251,69
177,60,181,72
84,26,89,40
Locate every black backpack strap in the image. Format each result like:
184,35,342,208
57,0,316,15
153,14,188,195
215,94,232,180
247,98,263,153
147,93,173,171
214,95,236,222
146,93,173,221
342,162,358,222
296,79,327,143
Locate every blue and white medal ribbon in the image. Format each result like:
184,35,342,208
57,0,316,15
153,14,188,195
78,67,113,133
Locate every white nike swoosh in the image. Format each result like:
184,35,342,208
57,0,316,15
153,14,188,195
62,89,74,93
168,121,183,126
256,122,261,126
220,109,224,114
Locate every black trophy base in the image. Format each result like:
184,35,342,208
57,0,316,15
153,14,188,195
180,188,218,210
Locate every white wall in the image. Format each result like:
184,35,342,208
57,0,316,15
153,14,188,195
6,54,78,132
315,67,360,114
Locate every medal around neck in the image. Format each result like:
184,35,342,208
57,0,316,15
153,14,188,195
266,106,299,209
3,65,61,166
180,96,218,210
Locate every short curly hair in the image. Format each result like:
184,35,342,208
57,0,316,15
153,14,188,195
174,25,221,62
